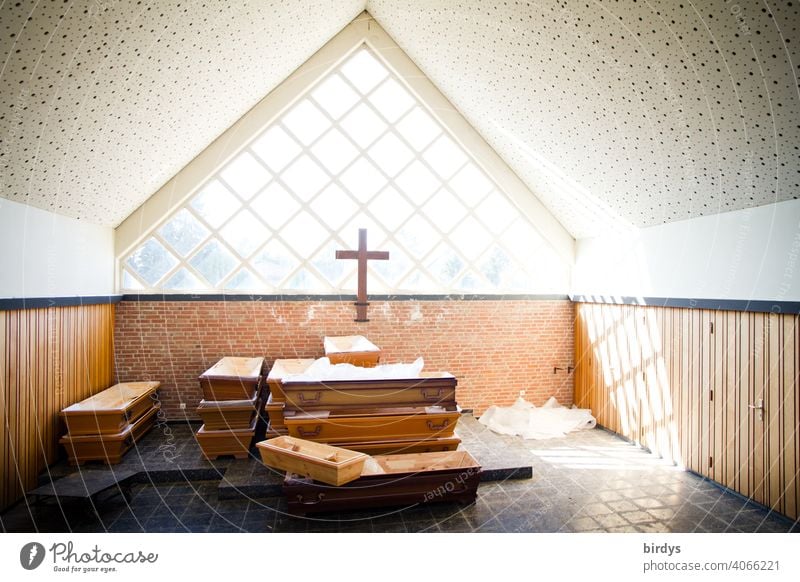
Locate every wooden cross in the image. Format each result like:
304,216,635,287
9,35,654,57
335,229,389,322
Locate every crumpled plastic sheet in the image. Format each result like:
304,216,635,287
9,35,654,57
478,396,597,439
284,357,425,382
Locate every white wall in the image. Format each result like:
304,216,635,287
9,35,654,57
572,199,800,302
0,198,114,298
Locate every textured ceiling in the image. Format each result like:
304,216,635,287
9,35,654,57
367,0,799,237
1,1,798,238
0,0,364,226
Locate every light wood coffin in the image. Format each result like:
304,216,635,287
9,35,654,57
256,436,368,486
284,406,460,443
199,356,263,401
333,437,462,455
61,381,160,436
196,391,260,431
266,359,315,402
60,405,159,465
281,373,457,412
264,393,286,429
195,416,257,460
324,335,381,367
283,450,482,515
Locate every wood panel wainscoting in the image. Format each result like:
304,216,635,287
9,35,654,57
0,303,115,511
574,302,799,520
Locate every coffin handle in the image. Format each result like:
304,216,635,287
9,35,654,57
298,391,322,403
296,493,325,505
426,419,450,431
421,387,443,400
297,426,323,438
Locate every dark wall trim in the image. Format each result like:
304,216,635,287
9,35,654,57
569,294,800,315
0,295,123,311
120,293,571,302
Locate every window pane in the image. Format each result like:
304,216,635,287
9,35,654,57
339,103,387,148
225,269,263,291
395,215,439,258
395,106,440,151
122,269,145,291
369,186,414,231
190,180,240,228
251,182,301,229
281,155,329,201
310,128,359,175
311,241,349,286
279,212,329,256
220,151,270,200
340,48,388,94
395,160,440,205
449,163,494,207
219,210,268,258
163,268,204,291
251,125,301,172
309,184,358,229
371,242,413,286
158,208,209,257
476,193,517,234
367,132,414,177
368,78,414,122
311,73,360,119
189,239,237,286
423,135,468,179
450,216,492,259
252,239,299,286
478,246,513,287
284,268,326,291
426,243,465,284
126,238,178,285
339,158,387,203
282,99,330,146
422,189,467,233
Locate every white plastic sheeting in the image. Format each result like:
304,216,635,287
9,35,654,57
479,396,596,440
284,357,425,382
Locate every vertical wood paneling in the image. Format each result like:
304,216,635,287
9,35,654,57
574,302,800,521
0,304,114,511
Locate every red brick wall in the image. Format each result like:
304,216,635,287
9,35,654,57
113,299,574,419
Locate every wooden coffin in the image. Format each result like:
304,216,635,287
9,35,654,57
199,356,263,401
196,391,259,431
266,359,315,402
61,381,160,436
256,436,368,486
284,406,460,443
324,335,381,367
283,450,481,516
60,405,159,465
195,416,257,460
265,393,286,429
281,373,457,412
334,437,462,455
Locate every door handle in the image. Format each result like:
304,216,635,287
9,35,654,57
748,398,764,421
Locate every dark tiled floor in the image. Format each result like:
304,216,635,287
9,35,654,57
2,418,797,533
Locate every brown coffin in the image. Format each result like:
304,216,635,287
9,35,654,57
61,381,160,436
324,335,381,367
281,373,457,412
266,422,289,438
332,437,462,455
283,406,460,443
195,416,257,460
60,405,159,465
199,356,263,401
196,391,260,430
266,359,315,402
283,450,481,516
264,393,286,429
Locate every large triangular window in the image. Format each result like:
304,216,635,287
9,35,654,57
121,42,567,293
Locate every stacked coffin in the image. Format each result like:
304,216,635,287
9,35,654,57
194,357,264,460
59,381,161,465
272,336,462,455
323,335,381,367
264,359,315,438
257,436,481,516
